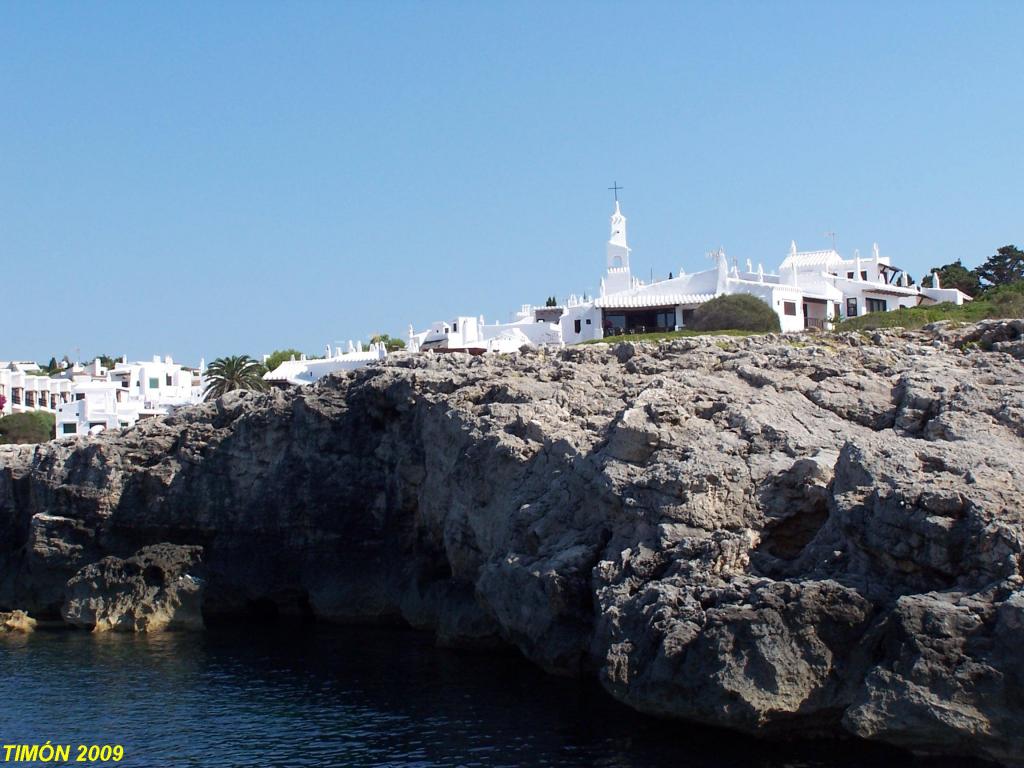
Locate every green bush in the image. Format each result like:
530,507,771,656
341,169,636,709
688,294,781,333
0,411,56,444
988,281,1024,317
264,349,305,373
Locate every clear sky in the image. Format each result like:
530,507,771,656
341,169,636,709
2,2,1021,365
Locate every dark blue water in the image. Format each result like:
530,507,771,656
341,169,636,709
0,627,982,767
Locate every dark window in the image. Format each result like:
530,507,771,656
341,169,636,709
585,318,591,325
783,301,797,316
605,314,626,331
166,374,173,386
75,393,85,401
574,319,581,334
452,322,457,332
866,298,887,313
62,423,77,434
847,272,854,279
861,270,868,281
846,298,858,317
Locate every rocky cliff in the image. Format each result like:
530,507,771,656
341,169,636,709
2,321,1023,764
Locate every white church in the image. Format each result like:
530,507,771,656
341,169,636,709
408,199,970,351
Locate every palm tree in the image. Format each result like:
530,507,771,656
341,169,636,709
202,355,268,400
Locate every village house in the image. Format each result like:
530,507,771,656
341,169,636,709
2,356,204,436
53,355,204,437
409,200,971,349
262,341,388,387
0,362,74,416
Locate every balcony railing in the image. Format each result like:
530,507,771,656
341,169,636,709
804,317,828,330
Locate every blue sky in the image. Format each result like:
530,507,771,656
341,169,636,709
2,2,1021,364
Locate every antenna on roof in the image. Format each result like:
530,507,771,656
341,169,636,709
825,231,837,251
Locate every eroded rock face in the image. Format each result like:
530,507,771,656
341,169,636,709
1,320,1023,763
0,610,36,633
62,544,205,632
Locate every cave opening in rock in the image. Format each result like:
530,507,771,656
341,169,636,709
758,499,829,561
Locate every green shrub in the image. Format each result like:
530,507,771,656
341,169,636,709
988,281,1024,317
0,411,56,444
689,294,781,333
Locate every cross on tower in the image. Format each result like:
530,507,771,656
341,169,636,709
607,181,623,202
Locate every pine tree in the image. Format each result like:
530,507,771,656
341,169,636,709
975,245,1024,288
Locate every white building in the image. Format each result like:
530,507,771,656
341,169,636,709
54,356,204,437
0,362,73,417
410,200,972,347
263,342,388,387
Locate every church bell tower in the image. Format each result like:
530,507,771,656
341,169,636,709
602,200,632,295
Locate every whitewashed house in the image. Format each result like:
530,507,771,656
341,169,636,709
262,342,388,387
410,199,972,347
0,362,73,417
54,356,204,437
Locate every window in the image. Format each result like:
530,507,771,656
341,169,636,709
866,298,887,313
62,423,77,435
783,301,797,316
846,298,858,317
166,374,173,386
585,318,591,325
847,271,855,279
75,393,85,401
452,322,458,332
861,270,868,281
655,310,675,329
148,378,159,389
605,314,626,331
574,319,581,334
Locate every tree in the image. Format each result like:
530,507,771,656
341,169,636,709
975,245,1024,288
202,355,268,400
920,260,981,296
95,354,117,370
369,334,406,352
46,357,58,373
264,348,304,373
545,296,558,307
689,294,781,333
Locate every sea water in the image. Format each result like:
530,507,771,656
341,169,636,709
0,626,978,767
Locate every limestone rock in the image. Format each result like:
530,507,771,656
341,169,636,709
1,322,1023,762
62,544,205,632
0,610,36,633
